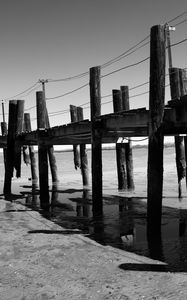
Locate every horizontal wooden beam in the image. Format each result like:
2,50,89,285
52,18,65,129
0,103,186,147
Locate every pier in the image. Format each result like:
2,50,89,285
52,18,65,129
1,24,187,233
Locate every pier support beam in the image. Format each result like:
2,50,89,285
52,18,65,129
113,89,127,190
77,106,89,189
70,105,80,169
36,91,49,209
24,113,38,185
1,121,7,171
147,25,166,234
4,100,25,195
169,68,185,198
90,66,102,216
121,86,135,191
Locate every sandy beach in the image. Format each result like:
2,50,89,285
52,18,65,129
0,197,187,300
0,147,187,299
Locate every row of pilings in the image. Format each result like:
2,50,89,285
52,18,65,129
1,24,187,236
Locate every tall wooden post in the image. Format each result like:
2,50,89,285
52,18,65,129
1,121,7,170
179,69,187,189
90,66,102,216
121,86,135,190
147,25,166,234
24,113,38,185
14,100,24,178
36,91,49,209
70,105,80,169
112,89,127,190
169,68,185,197
4,100,18,195
40,80,58,184
77,106,89,188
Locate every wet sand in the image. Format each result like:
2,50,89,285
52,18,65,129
0,180,187,300
1,196,187,300
0,147,187,298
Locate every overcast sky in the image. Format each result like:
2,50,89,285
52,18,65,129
0,0,187,128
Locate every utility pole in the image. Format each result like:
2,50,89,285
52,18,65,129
39,79,48,96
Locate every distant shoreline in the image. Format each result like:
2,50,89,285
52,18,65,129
52,142,175,153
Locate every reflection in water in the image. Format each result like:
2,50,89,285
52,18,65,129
18,188,187,272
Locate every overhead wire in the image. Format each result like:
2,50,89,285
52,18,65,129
4,82,39,102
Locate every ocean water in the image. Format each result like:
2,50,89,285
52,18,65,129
0,146,187,272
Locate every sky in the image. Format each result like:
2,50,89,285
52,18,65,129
0,0,187,135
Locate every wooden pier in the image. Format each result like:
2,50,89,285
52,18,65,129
1,24,187,232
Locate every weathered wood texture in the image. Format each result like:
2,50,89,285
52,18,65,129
113,89,127,190
169,67,185,198
36,91,49,208
3,101,18,194
147,25,166,234
24,113,38,184
70,105,80,169
1,121,7,170
77,106,89,188
121,86,135,190
14,100,24,178
90,66,103,216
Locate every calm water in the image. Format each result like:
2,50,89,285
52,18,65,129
1,146,187,272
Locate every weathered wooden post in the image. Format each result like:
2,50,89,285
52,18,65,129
1,121,7,170
14,100,25,178
121,86,135,190
147,25,166,234
44,105,59,185
4,100,18,195
4,99,24,194
90,66,103,216
77,106,89,188
36,91,49,209
112,89,127,190
70,105,80,169
179,68,187,189
24,113,38,185
169,68,185,197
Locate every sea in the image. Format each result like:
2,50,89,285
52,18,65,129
0,145,187,272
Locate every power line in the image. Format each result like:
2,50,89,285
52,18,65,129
4,82,39,101
170,37,187,48
46,83,88,101
101,57,149,78
101,38,150,69
167,10,187,24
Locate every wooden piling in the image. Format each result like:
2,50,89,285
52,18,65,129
112,89,127,190
121,86,135,190
4,101,18,194
77,106,89,188
1,121,7,170
36,91,49,208
179,68,187,190
14,100,24,178
24,113,38,185
147,25,166,233
43,99,59,184
70,105,80,170
90,66,102,216
169,68,185,198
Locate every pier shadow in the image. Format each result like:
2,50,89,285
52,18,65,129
119,263,168,272
11,185,187,273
